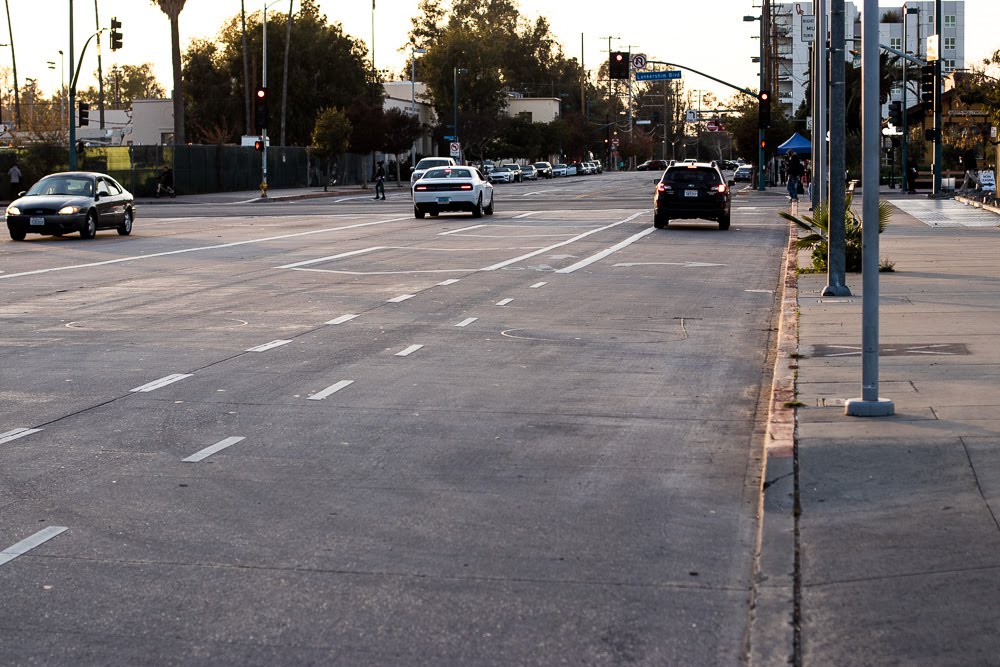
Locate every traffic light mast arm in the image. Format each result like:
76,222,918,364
70,30,106,92
644,60,756,97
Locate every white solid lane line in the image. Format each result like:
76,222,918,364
326,314,359,325
0,218,412,282
437,278,461,286
182,436,246,463
438,224,486,236
246,340,292,352
530,282,547,288
456,317,478,327
496,298,514,306
0,428,43,445
480,212,645,271
130,374,193,393
0,526,69,568
388,294,415,303
308,380,354,401
276,246,384,269
396,344,424,357
557,228,656,274
513,212,536,219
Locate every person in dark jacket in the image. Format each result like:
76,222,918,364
786,150,804,202
373,160,386,200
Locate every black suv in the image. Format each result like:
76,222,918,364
653,160,733,230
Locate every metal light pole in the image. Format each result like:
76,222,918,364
452,66,467,157
845,0,894,417
824,0,850,296
901,7,916,192
410,46,426,167
261,0,283,197
814,0,828,205
932,0,943,196
744,13,765,191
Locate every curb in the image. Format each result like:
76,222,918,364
954,195,1000,217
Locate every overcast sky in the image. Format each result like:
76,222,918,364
3,0,996,104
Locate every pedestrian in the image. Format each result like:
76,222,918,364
786,150,804,202
9,161,22,194
373,160,386,200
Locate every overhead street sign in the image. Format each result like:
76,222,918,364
635,70,682,82
632,53,647,70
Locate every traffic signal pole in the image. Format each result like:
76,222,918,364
933,0,943,196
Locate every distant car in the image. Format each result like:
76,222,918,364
533,162,553,178
412,166,494,218
565,164,578,176
589,161,603,174
500,164,523,182
734,165,754,182
410,157,457,184
552,163,568,177
577,162,592,175
520,164,538,181
653,160,733,230
637,159,668,172
6,171,135,241
489,165,516,183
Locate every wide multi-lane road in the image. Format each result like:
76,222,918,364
1,171,789,664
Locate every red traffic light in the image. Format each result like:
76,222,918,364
256,87,267,99
759,91,769,102
254,139,264,151
614,53,624,62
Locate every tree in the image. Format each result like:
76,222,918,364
151,0,187,144
381,108,423,184
77,64,166,109
310,106,352,191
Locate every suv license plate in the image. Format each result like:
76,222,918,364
437,197,450,204
30,217,45,225
684,190,699,198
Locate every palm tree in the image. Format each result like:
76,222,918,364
151,0,186,144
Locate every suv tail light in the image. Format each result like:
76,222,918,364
656,182,671,193
716,183,727,194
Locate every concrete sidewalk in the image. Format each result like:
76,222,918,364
758,194,1000,665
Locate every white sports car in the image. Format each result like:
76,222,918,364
412,166,495,218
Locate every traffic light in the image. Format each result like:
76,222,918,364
889,100,902,126
254,138,264,151
254,87,269,132
758,90,771,129
924,127,938,142
920,64,935,109
110,17,123,51
652,111,661,124
609,51,629,80
78,101,90,126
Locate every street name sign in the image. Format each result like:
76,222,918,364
636,70,682,82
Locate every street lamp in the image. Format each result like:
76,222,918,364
410,47,427,167
260,0,285,197
901,6,920,193
744,14,766,191
453,66,468,161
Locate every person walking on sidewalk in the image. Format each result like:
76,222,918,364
8,162,23,195
786,150,804,202
373,160,386,200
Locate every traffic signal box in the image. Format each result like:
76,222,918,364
889,100,902,126
254,87,269,132
78,102,90,127
110,17,123,51
920,63,935,110
609,52,629,80
758,91,771,129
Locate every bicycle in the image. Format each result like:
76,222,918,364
154,182,176,198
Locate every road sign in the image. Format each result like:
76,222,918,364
635,70,682,82
449,142,461,158
631,53,647,70
635,120,651,125
443,135,456,141
706,120,719,132
800,15,815,41
611,137,620,147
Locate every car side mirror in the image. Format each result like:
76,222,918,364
94,192,100,201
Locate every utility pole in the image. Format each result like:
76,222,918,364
932,0,943,196
94,0,104,129
824,0,850,296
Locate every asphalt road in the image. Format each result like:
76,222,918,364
1,172,789,664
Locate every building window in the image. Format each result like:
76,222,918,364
944,15,956,28
944,59,956,72
944,36,956,51
890,37,902,51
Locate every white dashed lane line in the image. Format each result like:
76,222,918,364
530,282,547,288
326,314,359,325
395,345,424,357
456,318,478,327
438,225,486,236
496,298,514,306
130,374,193,393
556,227,656,274
246,340,292,353
0,428,43,445
308,380,354,401
182,437,246,463
437,279,461,286
388,294,415,303
0,526,69,568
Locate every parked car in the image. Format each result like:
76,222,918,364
519,164,538,181
412,166,494,218
533,162,553,179
589,160,603,174
653,160,733,230
576,162,592,175
410,157,457,184
488,165,516,183
6,171,135,241
565,164,578,176
637,159,668,171
734,164,754,182
500,164,523,182
551,163,568,177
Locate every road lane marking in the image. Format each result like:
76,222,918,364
0,218,412,282
613,261,726,268
496,298,514,306
437,278,461,286
308,380,354,400
0,526,69,568
326,314,359,325
246,340,292,352
456,317,478,327
396,344,424,357
557,228,657,273
182,436,246,463
276,246,384,269
480,212,645,271
513,212,537,219
530,282,547,288
0,428,42,445
388,294,415,303
130,374,193,393
438,224,486,235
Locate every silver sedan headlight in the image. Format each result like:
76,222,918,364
6,205,20,215
58,205,83,215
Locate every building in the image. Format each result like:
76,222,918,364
382,81,434,159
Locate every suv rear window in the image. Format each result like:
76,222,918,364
664,168,721,186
